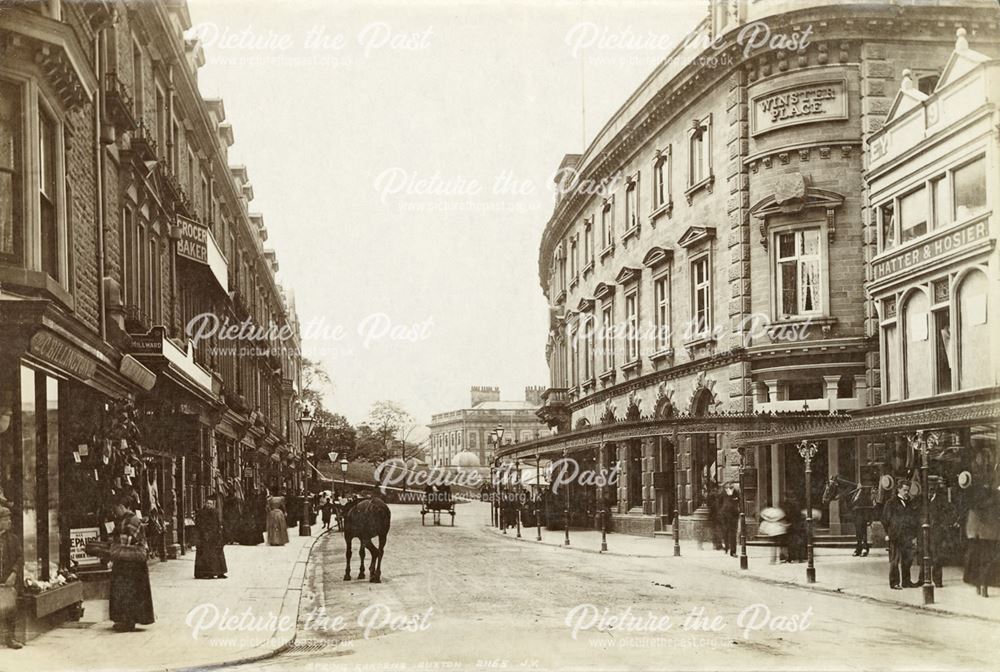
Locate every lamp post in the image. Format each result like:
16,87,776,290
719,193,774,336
490,454,498,528
797,440,818,583
738,447,748,570
295,407,317,537
493,425,505,533
535,452,542,541
340,457,348,492
673,429,681,557
909,431,937,605
515,458,522,539
563,447,571,546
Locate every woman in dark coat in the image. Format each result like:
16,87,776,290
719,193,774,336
109,499,154,631
195,496,228,579
962,441,1000,597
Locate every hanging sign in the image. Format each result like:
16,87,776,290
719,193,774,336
176,215,209,264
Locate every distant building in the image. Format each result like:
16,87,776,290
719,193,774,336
428,387,550,467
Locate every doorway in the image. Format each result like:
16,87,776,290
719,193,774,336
781,441,829,526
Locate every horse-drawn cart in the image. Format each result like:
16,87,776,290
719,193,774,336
421,484,455,526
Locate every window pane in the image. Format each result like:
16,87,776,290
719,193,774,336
777,233,795,259
935,309,952,394
899,187,927,242
880,202,896,250
800,229,820,256
932,176,951,229
954,157,986,221
780,262,797,315
800,259,819,313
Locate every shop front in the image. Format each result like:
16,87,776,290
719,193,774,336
0,304,156,640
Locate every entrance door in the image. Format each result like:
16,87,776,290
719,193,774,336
781,441,829,526
628,441,643,510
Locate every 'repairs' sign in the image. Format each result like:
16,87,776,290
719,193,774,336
751,79,848,136
176,215,209,265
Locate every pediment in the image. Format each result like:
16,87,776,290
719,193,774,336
677,226,716,250
936,31,990,92
642,246,674,268
884,86,928,125
614,266,642,285
593,282,615,300
576,297,595,313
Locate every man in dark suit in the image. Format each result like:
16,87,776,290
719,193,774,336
918,476,957,588
883,481,918,589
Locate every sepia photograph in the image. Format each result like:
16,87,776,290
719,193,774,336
0,0,998,670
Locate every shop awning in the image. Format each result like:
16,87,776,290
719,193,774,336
734,389,1000,446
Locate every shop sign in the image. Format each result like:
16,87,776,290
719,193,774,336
176,215,209,265
129,327,167,355
751,79,848,135
872,220,991,280
69,527,101,567
120,355,156,391
30,332,97,381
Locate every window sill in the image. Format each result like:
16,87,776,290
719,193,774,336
766,315,837,338
582,261,594,277
569,276,579,290
598,369,616,384
0,265,75,312
555,290,567,306
622,359,642,374
581,377,596,393
622,224,641,244
650,348,674,362
683,334,716,350
650,202,673,224
599,244,615,261
684,174,715,204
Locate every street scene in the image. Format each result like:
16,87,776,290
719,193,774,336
1,0,1000,670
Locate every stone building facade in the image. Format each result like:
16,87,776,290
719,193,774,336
429,386,549,467
0,0,304,638
501,0,1000,539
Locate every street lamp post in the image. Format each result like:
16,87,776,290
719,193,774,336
738,447,748,570
295,408,317,537
490,456,498,528
673,430,681,557
797,440,818,583
340,457,348,492
493,425,506,533
535,452,542,541
515,458,522,539
563,447,571,546
910,431,937,605
600,440,608,552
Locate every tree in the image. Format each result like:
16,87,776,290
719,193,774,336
367,400,413,460
304,408,355,462
353,424,388,463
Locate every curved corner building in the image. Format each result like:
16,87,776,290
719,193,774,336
498,0,1000,543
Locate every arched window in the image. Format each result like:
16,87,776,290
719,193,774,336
958,271,991,389
903,291,931,399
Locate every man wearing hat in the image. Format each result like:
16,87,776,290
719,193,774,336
918,476,957,588
883,480,919,589
0,506,23,649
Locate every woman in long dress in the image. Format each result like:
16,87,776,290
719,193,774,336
267,493,289,546
962,441,1000,597
194,496,228,579
109,499,155,631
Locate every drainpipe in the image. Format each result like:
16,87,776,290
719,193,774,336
93,32,107,341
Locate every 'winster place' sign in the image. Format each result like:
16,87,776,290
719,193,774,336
751,79,848,136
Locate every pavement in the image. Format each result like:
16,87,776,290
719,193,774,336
480,505,1000,623
0,528,326,672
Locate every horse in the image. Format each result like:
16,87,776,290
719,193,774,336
342,496,391,583
822,475,876,556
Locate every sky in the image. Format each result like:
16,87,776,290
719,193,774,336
186,0,705,436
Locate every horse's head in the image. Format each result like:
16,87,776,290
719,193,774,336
821,477,839,505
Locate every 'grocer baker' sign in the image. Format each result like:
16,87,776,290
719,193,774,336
176,215,209,265
751,79,848,136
